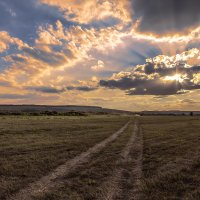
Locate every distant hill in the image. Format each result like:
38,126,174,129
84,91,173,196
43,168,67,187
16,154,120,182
0,105,133,115
0,105,199,116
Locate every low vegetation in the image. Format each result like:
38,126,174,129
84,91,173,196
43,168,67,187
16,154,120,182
1,115,200,200
140,116,200,200
0,115,130,200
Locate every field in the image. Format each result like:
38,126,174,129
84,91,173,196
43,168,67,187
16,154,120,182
0,115,200,200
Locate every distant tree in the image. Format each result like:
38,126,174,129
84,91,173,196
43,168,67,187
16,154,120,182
190,112,193,116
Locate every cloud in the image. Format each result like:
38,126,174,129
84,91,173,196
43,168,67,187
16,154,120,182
100,49,200,95
131,0,200,34
9,55,27,63
65,77,99,92
26,84,98,93
2,16,200,92
26,86,65,94
91,60,105,71
22,46,66,65
0,0,67,42
39,0,131,24
129,23,200,56
0,31,25,53
0,80,12,87
100,78,187,95
0,20,129,89
66,86,98,92
0,93,30,99
90,35,161,73
181,99,200,104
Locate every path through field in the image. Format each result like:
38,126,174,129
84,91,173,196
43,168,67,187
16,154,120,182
8,121,130,200
99,121,143,200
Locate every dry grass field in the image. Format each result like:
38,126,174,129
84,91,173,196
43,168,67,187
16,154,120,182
0,115,130,200
140,116,200,200
0,115,200,200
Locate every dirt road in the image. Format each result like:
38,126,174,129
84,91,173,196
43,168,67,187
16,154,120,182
99,121,143,200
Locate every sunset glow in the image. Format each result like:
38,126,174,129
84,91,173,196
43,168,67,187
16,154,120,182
0,0,199,111
163,74,184,83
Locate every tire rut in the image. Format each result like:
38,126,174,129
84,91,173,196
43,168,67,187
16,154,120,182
99,120,143,200
7,121,130,200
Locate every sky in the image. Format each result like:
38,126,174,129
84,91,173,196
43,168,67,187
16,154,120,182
0,0,200,111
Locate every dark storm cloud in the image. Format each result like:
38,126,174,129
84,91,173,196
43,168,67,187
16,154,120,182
143,63,200,77
131,0,200,34
27,86,65,94
100,76,200,96
0,0,71,43
100,78,186,95
100,62,200,95
100,78,141,90
66,86,98,92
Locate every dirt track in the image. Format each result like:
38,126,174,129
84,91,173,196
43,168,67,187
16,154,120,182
99,121,143,200
8,121,130,200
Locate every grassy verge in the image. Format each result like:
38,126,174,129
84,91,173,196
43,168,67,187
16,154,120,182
0,115,130,200
140,116,200,200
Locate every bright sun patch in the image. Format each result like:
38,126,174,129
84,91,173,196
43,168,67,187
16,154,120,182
163,74,184,82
